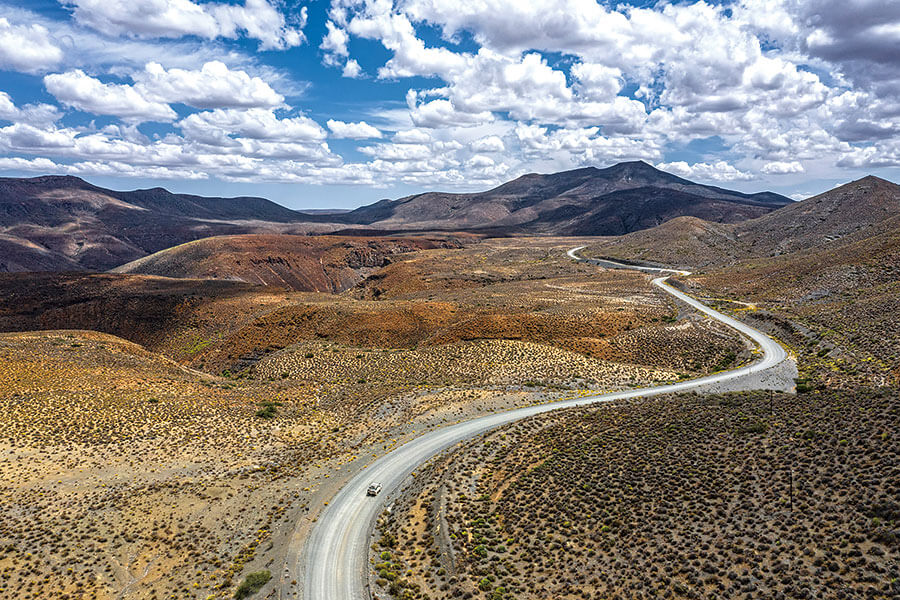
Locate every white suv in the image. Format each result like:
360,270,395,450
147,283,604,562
366,483,382,496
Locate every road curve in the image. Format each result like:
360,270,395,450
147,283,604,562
300,246,787,600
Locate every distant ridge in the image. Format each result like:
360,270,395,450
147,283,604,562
339,160,790,234
0,174,329,272
0,161,790,272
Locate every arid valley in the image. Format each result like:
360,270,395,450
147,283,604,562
1,2,899,600
1,167,899,600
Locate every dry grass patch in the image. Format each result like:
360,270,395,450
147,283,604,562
376,387,900,600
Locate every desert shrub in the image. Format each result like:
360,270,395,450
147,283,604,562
717,351,737,370
865,501,900,522
872,527,899,547
234,570,271,599
255,401,282,419
737,420,768,434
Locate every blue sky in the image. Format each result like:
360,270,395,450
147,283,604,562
0,0,898,209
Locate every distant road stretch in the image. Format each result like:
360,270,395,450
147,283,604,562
300,246,788,600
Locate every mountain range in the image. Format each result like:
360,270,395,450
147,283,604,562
0,175,327,272
341,161,789,234
0,162,790,272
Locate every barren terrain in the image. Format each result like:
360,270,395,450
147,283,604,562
112,234,463,292
0,330,336,600
0,239,746,377
362,178,900,599
366,177,900,600
0,238,747,600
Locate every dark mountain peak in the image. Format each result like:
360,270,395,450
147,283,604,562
555,165,603,177
603,160,659,173
32,174,87,185
1,174,93,190
480,166,602,199
503,166,599,185
489,162,662,193
854,174,899,189
0,162,797,272
516,166,600,179
810,175,900,203
597,160,682,183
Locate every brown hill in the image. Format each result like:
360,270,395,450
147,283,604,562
585,216,744,269
736,175,899,256
588,175,900,269
0,175,332,272
0,271,266,352
582,175,900,384
0,239,743,378
615,176,900,385
699,214,900,385
343,161,790,234
691,177,900,304
0,233,83,271
112,234,462,292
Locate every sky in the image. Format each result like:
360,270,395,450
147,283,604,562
0,0,898,209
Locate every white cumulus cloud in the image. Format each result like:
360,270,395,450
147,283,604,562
42,61,286,123
136,61,285,109
44,70,177,122
62,0,306,50
326,120,382,139
0,91,61,126
178,108,327,144
0,17,63,72
470,135,505,153
657,160,755,182
761,160,805,174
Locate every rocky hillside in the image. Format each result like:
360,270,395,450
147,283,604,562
704,177,900,297
589,175,900,269
584,216,743,268
342,161,790,233
736,175,899,256
112,234,462,292
581,175,900,386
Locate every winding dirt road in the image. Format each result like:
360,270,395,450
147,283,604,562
298,246,788,600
